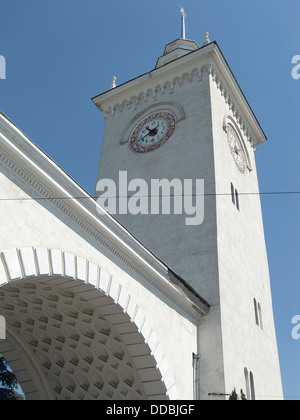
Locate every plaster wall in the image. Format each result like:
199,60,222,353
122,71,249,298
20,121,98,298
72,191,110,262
209,69,283,399
0,163,198,399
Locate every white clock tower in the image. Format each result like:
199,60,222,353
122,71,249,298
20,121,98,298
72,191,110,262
92,36,283,400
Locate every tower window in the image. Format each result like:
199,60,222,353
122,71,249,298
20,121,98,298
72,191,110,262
231,183,240,211
254,298,259,326
244,368,250,400
254,298,263,330
258,302,263,330
235,189,240,211
231,183,235,205
244,368,256,400
250,372,256,400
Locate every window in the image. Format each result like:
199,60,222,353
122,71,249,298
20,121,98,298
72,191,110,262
254,298,259,326
258,302,263,330
235,189,239,211
254,298,263,329
231,183,240,211
244,368,256,400
244,368,250,400
250,372,256,400
231,183,235,205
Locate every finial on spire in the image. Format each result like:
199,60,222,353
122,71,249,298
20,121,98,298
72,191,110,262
178,5,187,39
110,76,117,89
203,32,211,46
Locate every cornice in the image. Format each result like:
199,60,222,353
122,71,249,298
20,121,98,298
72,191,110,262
95,67,204,119
207,47,267,148
92,42,266,148
0,112,208,321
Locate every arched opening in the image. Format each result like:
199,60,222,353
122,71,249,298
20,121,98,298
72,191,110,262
0,352,25,400
0,248,176,400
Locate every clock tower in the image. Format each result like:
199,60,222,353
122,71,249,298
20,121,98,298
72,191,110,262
92,37,283,399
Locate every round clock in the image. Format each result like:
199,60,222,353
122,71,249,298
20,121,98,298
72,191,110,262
226,124,247,174
129,111,176,153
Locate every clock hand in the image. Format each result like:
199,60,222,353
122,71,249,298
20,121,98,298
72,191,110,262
146,124,160,137
233,147,241,155
140,132,151,141
140,129,158,142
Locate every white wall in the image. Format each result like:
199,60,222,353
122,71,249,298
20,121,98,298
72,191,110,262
209,64,283,399
0,158,199,399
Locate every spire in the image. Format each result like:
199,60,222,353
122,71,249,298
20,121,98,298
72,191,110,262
110,76,117,90
203,32,211,46
178,5,187,39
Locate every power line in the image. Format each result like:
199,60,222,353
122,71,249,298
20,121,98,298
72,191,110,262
0,191,299,202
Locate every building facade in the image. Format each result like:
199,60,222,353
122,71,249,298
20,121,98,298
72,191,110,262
0,36,283,400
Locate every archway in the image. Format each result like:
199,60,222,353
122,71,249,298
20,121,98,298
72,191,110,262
0,248,177,400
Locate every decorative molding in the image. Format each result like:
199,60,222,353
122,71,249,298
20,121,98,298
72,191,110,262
97,60,261,150
208,63,259,150
100,67,203,118
92,42,266,147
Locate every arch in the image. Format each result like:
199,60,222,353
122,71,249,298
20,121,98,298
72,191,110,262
0,247,178,400
223,114,253,172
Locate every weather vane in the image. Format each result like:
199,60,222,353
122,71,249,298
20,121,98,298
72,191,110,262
178,4,187,39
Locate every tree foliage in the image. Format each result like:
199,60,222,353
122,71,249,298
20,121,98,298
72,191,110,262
0,356,24,400
229,388,247,400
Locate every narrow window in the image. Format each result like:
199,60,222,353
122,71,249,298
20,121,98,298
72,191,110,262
235,189,240,211
258,303,263,330
250,372,256,400
244,368,250,400
231,183,240,211
231,183,235,205
254,298,259,326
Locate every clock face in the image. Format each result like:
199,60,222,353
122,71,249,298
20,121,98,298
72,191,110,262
226,124,247,174
129,112,176,153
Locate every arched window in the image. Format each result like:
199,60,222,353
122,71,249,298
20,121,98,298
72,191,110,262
258,302,263,330
254,298,263,329
250,372,256,400
230,183,240,211
244,368,256,400
254,298,259,326
244,368,250,400
235,189,240,211
231,183,235,205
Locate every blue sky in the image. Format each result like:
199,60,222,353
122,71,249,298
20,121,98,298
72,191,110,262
0,0,299,400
